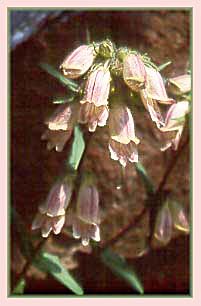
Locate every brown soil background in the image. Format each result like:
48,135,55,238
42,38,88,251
11,10,190,294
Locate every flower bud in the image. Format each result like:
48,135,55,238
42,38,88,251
168,74,191,96
145,66,175,104
140,89,165,129
98,39,115,58
78,102,109,132
45,103,78,131
60,45,96,79
108,105,139,167
152,202,173,247
41,129,72,152
123,54,147,92
80,65,111,107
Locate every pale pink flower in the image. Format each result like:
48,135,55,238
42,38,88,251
80,66,111,107
108,105,140,167
72,183,100,246
32,181,73,237
168,74,191,96
123,54,147,92
160,101,189,151
145,66,175,104
140,89,165,129
60,45,96,79
78,102,109,132
169,201,189,234
152,203,173,247
39,182,73,217
45,103,78,131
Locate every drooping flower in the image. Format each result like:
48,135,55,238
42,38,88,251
140,89,165,129
32,180,73,237
45,103,78,131
42,103,78,151
168,201,189,234
60,44,96,79
39,181,73,217
108,104,140,167
168,74,191,96
145,66,175,104
72,179,100,246
78,102,109,132
123,53,147,92
160,101,189,151
152,202,173,248
80,65,111,107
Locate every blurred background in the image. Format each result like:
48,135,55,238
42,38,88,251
10,9,190,294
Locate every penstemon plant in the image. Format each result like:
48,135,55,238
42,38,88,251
14,39,190,295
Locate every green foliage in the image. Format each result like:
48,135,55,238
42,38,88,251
101,249,144,294
40,63,79,93
12,278,26,294
68,125,85,171
135,162,155,195
34,252,84,295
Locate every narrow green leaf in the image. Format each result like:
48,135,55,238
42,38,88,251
52,96,75,104
68,125,85,170
40,63,79,93
135,162,155,195
101,249,144,294
13,278,26,294
34,252,83,295
158,61,172,71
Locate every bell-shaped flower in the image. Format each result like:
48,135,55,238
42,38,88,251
108,104,140,167
72,180,100,246
152,202,173,248
45,103,78,131
78,102,109,132
123,54,147,92
42,103,78,151
80,65,111,107
168,74,191,96
39,181,73,217
160,101,189,151
32,180,73,237
60,44,96,79
169,201,189,234
145,66,175,104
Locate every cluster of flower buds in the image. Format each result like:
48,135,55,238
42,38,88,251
151,199,189,248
